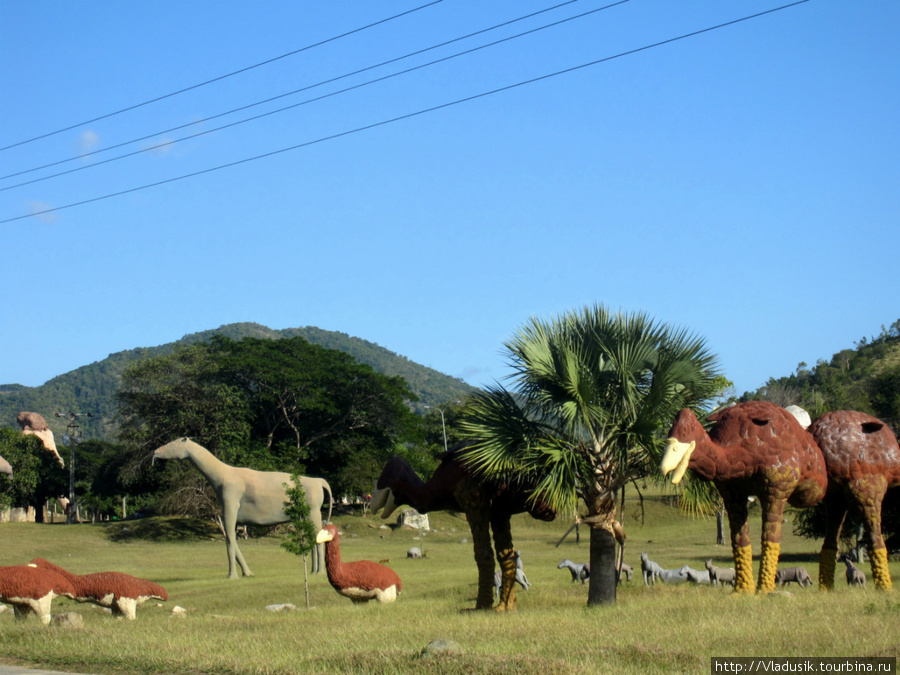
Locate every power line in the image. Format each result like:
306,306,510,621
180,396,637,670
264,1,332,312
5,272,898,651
1,0,595,183
1,0,812,226
0,0,444,152
1,1,628,192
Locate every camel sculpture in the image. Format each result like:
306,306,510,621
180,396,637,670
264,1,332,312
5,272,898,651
370,446,555,611
16,412,64,467
660,401,828,594
152,438,333,579
808,410,900,591
316,524,402,603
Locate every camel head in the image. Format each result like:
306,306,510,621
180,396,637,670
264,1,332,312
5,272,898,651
152,437,197,464
0,454,12,476
369,485,399,519
661,438,696,484
316,523,338,544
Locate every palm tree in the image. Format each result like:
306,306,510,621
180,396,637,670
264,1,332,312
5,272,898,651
460,305,723,606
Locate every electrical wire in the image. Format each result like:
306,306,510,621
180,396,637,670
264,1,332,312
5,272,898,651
0,0,444,152
1,0,812,226
0,1,629,192
1,0,594,183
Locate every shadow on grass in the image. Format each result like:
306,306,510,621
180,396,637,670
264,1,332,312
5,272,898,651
102,516,221,542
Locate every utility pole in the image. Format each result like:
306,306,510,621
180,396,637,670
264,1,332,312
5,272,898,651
55,412,93,524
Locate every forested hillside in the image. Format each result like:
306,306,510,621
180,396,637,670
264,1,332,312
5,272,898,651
0,323,476,441
740,319,900,429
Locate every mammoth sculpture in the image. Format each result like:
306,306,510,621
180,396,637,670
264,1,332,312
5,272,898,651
152,438,333,579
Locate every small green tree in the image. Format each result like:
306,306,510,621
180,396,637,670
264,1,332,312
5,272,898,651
281,476,319,608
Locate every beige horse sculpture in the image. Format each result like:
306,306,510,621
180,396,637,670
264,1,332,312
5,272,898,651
153,438,333,579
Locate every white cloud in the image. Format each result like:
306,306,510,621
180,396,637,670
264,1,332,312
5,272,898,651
78,130,100,156
28,201,58,224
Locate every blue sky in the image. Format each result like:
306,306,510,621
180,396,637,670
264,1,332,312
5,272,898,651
1,0,897,398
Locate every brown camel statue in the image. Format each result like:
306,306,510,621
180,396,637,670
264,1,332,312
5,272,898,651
808,410,900,591
370,446,555,611
660,401,828,594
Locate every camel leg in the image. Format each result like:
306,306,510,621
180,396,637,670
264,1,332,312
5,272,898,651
491,509,516,612
757,495,786,594
819,490,847,591
461,485,496,611
847,476,892,591
723,490,754,594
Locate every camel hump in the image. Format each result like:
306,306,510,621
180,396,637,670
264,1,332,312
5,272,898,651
375,456,420,490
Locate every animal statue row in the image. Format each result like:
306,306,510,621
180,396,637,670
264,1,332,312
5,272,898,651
661,401,900,594
0,560,166,624
370,445,556,612
152,438,333,579
558,558,633,585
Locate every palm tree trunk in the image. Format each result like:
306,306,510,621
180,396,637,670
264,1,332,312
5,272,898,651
587,525,618,605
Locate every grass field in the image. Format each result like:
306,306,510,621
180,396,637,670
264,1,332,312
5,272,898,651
0,489,897,675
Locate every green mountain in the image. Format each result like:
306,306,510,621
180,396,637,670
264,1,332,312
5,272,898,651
739,319,900,429
0,322,477,441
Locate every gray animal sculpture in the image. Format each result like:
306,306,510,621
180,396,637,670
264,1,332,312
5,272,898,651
0,454,11,476
152,438,333,579
640,552,664,586
406,547,424,559
659,567,689,584
840,556,866,587
618,561,633,583
774,567,813,588
681,565,711,585
558,559,589,584
705,560,736,588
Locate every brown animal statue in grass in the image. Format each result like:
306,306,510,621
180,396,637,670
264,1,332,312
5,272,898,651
30,558,168,620
0,564,75,624
316,524,402,603
661,401,827,594
808,410,900,591
370,446,555,612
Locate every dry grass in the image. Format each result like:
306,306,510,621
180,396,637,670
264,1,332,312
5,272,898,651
0,491,897,674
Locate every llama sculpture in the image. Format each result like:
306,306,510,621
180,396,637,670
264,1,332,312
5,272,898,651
316,524,402,603
705,560,736,588
30,558,167,620
661,402,828,594
808,410,900,591
153,438,333,579
371,446,555,612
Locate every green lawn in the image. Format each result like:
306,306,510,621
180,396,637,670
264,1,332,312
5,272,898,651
0,490,897,675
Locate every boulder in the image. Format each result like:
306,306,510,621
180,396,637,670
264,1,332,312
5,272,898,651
397,509,429,530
